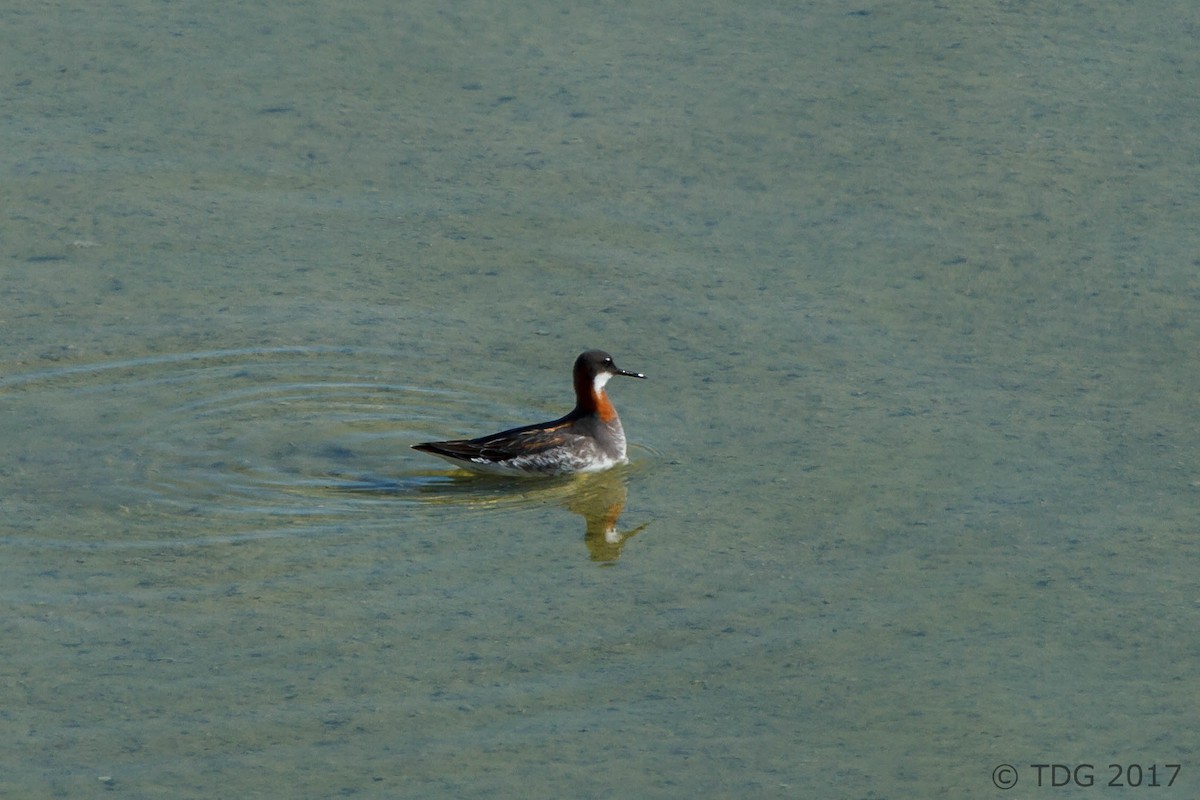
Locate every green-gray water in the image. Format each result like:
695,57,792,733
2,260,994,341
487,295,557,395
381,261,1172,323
4,1,1198,797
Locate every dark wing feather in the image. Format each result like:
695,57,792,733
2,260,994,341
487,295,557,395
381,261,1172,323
414,418,576,462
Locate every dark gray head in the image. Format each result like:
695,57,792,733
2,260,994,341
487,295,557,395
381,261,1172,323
575,350,646,384
571,350,645,417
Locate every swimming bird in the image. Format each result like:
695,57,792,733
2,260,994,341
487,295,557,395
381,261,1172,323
413,350,645,475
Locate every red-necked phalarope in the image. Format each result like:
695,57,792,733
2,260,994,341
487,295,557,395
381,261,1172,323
413,350,646,476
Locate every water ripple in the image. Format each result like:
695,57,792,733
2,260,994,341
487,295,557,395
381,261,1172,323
1,347,656,548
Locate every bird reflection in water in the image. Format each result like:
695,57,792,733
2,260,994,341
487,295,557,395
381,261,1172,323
386,465,647,563
565,469,648,563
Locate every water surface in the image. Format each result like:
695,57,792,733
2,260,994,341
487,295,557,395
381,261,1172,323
3,0,1199,797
